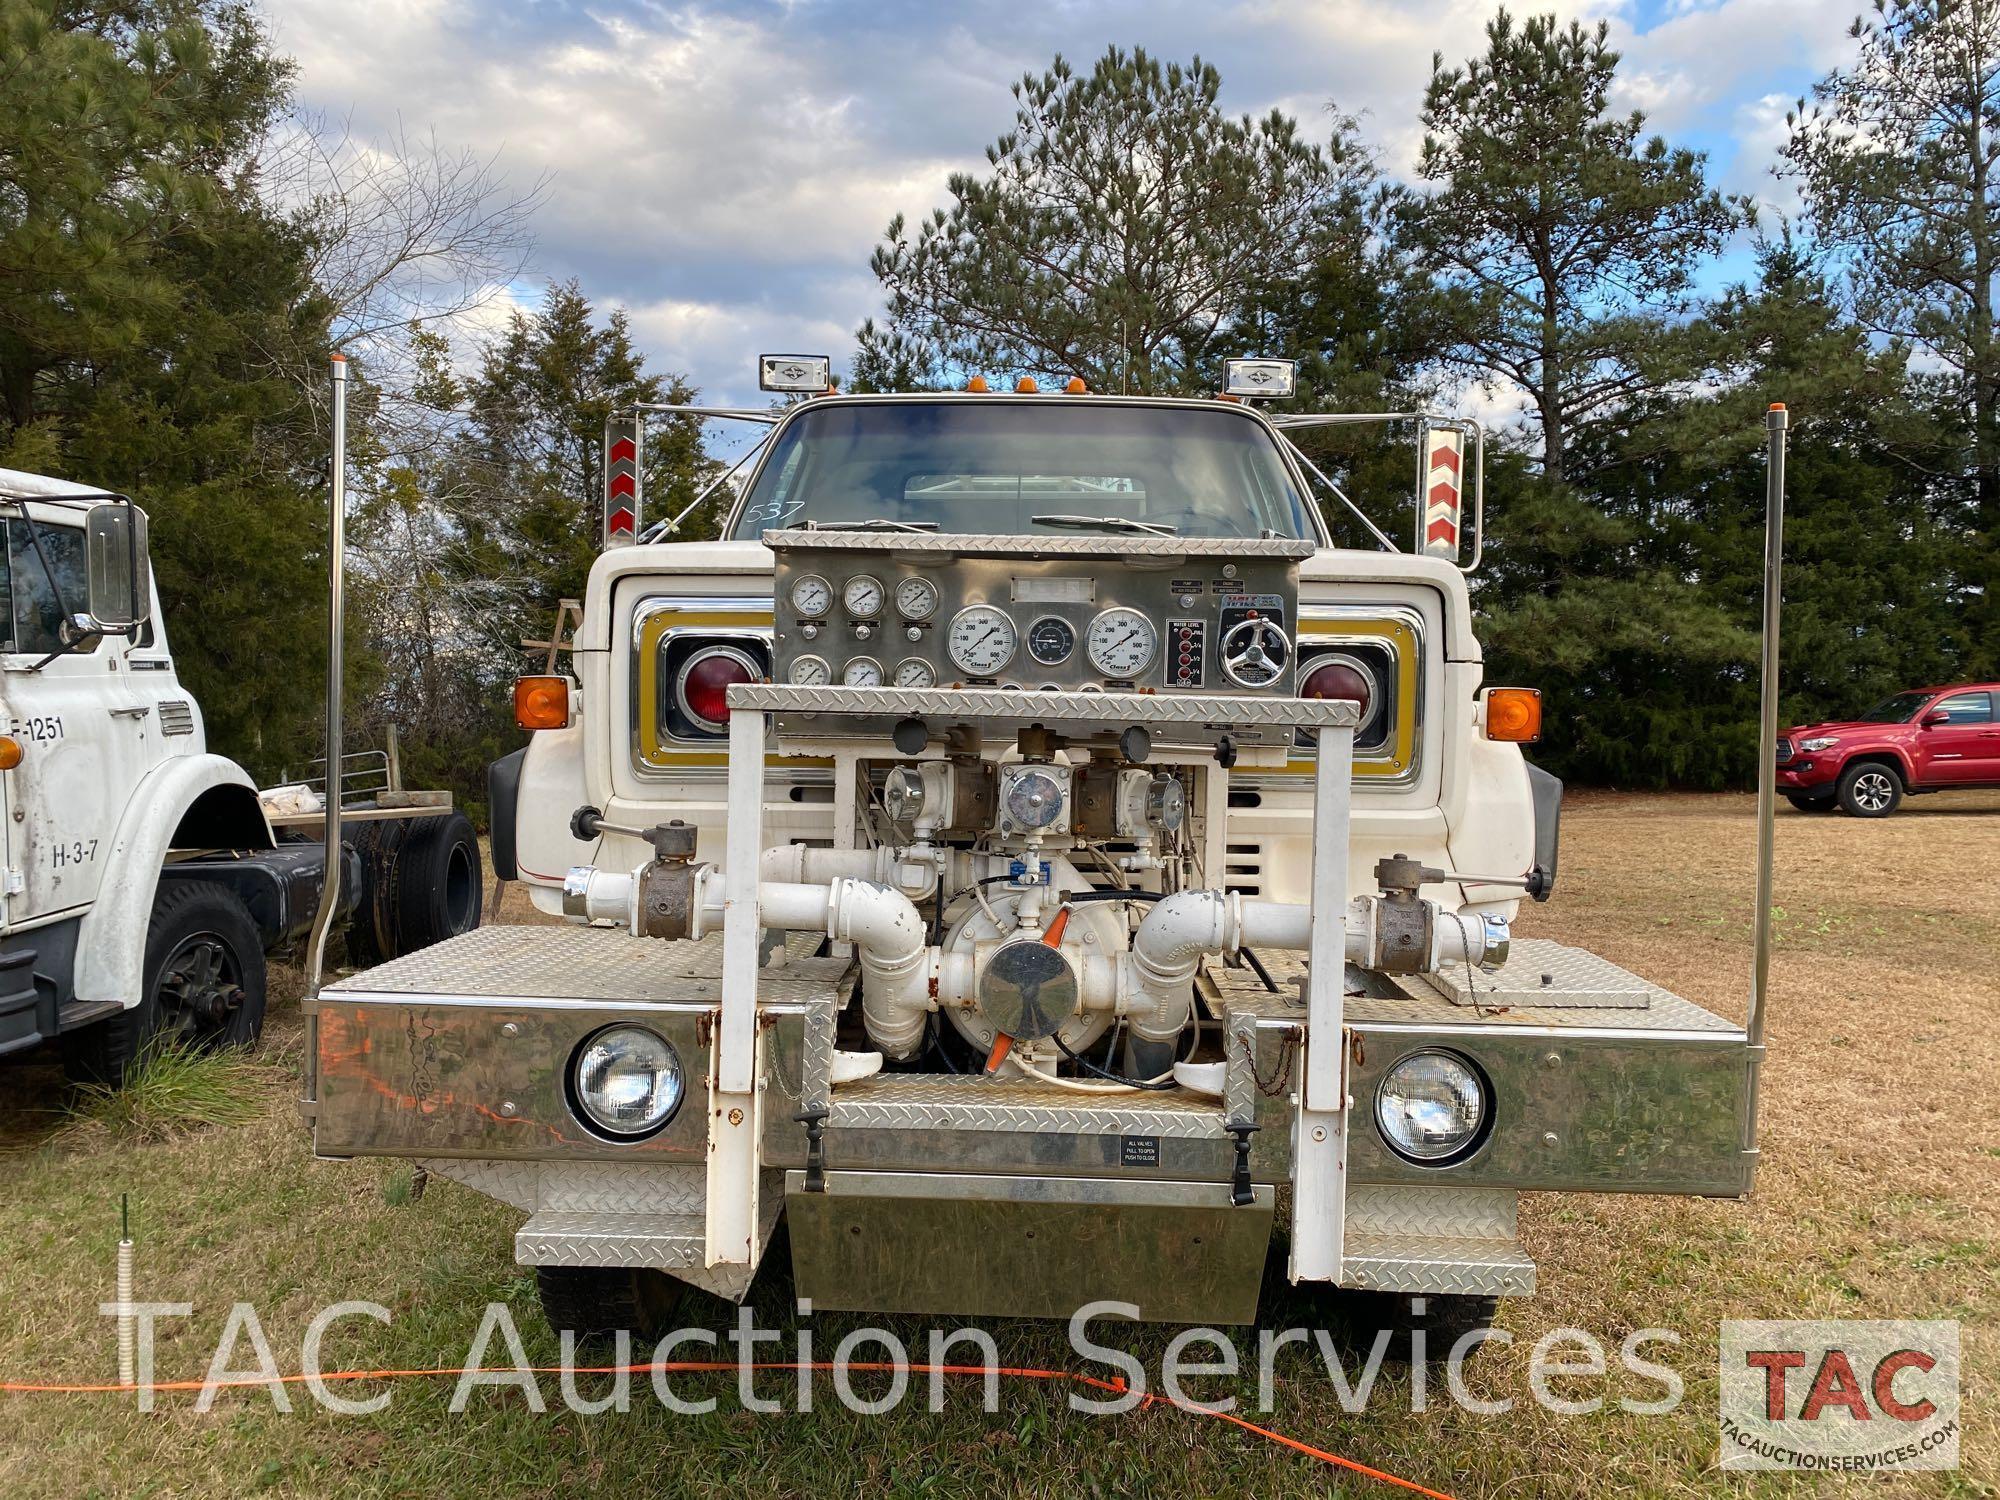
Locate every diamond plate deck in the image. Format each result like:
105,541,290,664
326,925,848,1005
828,1073,1228,1137
1207,941,1741,1034
734,682,1356,749
1423,939,1654,1009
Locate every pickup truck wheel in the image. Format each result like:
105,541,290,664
536,1265,685,1345
1837,762,1903,818
1786,792,1836,813
62,881,267,1086
390,811,483,955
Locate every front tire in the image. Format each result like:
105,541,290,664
1837,761,1903,818
63,880,267,1086
536,1266,686,1345
1336,1291,1504,1364
1786,792,1836,813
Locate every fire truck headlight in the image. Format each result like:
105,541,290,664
570,1025,684,1139
1375,1050,1488,1164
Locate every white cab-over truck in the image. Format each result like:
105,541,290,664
0,468,482,1084
307,361,1767,1337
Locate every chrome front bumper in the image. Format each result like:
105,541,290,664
311,927,1751,1310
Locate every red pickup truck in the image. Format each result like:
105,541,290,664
1778,682,2000,816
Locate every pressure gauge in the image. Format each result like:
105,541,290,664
893,657,936,689
1085,607,1157,678
842,574,885,618
787,654,831,687
894,576,938,621
790,574,832,618
1027,616,1075,666
947,605,1018,676
842,656,883,687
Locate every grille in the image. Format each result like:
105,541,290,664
158,700,195,737
1775,737,1793,764
1224,840,1264,896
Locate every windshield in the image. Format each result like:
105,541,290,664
1856,691,1930,724
730,400,1316,540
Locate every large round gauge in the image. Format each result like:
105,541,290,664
894,576,938,621
790,574,833,618
947,605,1018,676
1026,616,1075,667
787,653,831,687
842,574,885,618
1085,607,1158,678
893,657,936,689
842,656,883,687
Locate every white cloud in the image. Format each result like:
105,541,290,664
264,0,1860,404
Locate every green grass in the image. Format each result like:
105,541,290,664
62,1043,263,1144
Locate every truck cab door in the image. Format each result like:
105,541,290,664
0,513,152,927
1914,691,1996,787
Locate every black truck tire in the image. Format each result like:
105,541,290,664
1336,1291,1504,1365
390,811,483,954
1786,792,1836,813
63,880,267,1086
536,1265,686,1345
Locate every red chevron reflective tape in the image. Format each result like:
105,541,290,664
604,416,642,546
1422,428,1462,559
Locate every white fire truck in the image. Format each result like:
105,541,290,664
307,357,1772,1336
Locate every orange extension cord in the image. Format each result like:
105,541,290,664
2,1358,1457,1499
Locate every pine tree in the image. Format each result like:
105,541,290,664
1784,0,2000,667
863,47,1339,394
1400,10,1741,482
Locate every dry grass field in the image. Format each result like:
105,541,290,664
0,792,1993,1498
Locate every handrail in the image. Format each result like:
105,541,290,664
1274,410,1486,570
1279,435,1399,553
1744,404,1788,1189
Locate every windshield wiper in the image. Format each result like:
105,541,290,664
802,518,939,533
1030,513,1178,538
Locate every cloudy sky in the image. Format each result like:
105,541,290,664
264,0,1855,409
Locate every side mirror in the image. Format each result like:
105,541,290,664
1919,709,1949,728
84,500,151,632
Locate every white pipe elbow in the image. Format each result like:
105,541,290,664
824,877,931,1060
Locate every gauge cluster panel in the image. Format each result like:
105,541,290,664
767,530,1311,698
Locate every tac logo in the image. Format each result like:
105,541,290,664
1719,1320,1960,1472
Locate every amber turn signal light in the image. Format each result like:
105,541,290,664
514,675,571,731
1484,687,1542,743
1015,376,1038,393
0,737,21,770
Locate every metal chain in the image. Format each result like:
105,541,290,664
1237,1026,1297,1097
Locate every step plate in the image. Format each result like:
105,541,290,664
1342,1232,1536,1297
515,1210,706,1270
